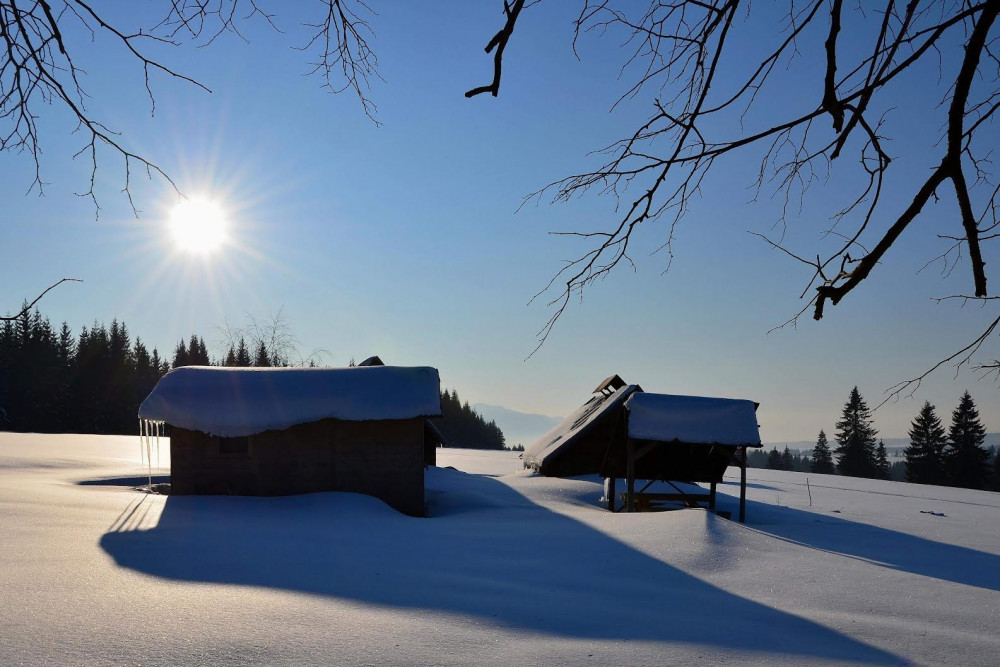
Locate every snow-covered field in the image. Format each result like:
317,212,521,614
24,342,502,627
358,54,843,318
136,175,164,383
1,433,997,665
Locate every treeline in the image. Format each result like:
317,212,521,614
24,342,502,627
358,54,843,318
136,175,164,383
752,386,999,492
1,306,511,448
433,389,506,450
0,308,168,434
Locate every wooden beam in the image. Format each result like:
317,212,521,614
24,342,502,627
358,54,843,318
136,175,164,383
627,439,635,512
607,476,616,512
739,446,747,523
710,481,717,511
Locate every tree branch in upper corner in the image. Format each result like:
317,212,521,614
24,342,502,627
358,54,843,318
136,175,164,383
1,279,82,322
465,0,527,98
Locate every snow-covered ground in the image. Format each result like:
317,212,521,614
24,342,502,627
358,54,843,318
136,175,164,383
1,433,997,665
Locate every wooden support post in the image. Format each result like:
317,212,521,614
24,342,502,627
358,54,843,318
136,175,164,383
709,481,717,511
739,446,747,523
626,438,635,513
607,476,616,512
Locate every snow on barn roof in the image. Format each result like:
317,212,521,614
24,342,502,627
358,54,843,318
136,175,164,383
523,383,641,470
138,365,442,437
625,393,762,446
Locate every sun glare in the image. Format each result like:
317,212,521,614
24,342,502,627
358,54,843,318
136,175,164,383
168,198,227,253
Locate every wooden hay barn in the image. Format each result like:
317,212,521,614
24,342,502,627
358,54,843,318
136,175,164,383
138,365,442,516
522,375,641,477
523,375,763,521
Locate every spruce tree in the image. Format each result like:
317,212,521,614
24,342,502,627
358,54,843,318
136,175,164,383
766,447,783,470
781,446,794,471
945,391,989,490
254,341,272,367
185,335,210,365
810,430,835,474
904,402,947,485
151,348,165,376
172,340,188,369
875,440,891,480
235,338,251,366
834,387,879,478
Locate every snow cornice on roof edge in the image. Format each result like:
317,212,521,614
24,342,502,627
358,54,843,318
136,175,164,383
138,365,442,438
625,393,762,447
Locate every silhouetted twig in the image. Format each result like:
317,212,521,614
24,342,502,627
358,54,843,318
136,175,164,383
1,278,82,322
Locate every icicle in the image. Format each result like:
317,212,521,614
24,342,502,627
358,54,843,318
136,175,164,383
146,422,153,490
156,420,160,469
138,419,145,467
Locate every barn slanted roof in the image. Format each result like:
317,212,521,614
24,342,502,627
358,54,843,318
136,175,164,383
522,382,641,473
625,393,762,447
139,365,442,437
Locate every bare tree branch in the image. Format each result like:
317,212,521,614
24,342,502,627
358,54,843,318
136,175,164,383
821,0,845,132
1,278,81,322
1,1,383,212
466,0,527,98
298,0,382,124
880,314,1000,408
513,0,1000,386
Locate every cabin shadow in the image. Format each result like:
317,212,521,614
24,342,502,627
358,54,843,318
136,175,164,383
98,468,899,663
709,490,1000,592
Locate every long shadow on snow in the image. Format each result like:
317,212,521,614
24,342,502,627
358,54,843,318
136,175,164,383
99,467,899,663
78,475,170,486
711,493,1000,592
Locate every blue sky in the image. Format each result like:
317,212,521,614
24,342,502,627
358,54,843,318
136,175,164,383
1,3,997,442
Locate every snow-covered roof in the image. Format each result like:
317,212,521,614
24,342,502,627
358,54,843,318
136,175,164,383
625,393,761,446
523,384,641,470
138,365,442,437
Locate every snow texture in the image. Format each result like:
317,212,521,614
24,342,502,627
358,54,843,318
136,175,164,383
2,432,999,665
522,384,640,470
626,392,762,446
138,365,442,437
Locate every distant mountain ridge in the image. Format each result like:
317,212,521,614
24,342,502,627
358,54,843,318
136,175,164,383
471,404,563,448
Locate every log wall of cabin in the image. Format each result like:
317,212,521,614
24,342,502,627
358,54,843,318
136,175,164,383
169,417,426,516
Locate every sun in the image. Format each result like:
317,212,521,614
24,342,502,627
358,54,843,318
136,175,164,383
168,197,227,253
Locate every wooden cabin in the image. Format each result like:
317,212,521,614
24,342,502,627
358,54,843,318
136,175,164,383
355,353,447,465
138,365,442,516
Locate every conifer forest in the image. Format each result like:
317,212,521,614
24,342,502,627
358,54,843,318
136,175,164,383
0,305,504,449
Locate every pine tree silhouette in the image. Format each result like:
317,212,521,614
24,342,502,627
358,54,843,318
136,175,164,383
945,392,990,490
254,341,272,367
172,339,189,369
781,446,794,471
904,402,948,485
766,447,783,470
810,430,835,474
235,338,251,366
834,387,879,478
875,440,891,480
